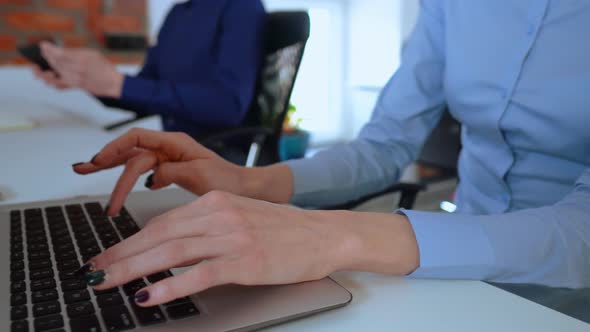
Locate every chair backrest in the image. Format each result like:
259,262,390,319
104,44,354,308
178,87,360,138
246,11,311,163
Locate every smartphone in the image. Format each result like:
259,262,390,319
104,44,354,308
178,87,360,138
17,43,53,71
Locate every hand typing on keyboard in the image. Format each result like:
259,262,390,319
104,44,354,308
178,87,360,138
70,128,419,308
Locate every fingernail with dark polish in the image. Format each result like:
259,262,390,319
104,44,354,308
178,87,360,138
144,174,154,189
84,270,106,286
134,290,150,304
72,162,84,168
74,262,95,279
90,154,99,164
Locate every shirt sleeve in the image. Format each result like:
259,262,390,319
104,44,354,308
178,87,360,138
117,1,266,127
286,0,447,207
403,168,590,289
96,10,164,113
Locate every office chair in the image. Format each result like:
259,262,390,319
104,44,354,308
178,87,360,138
322,109,462,211
200,11,310,167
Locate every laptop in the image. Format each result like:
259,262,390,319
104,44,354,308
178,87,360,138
1,189,352,332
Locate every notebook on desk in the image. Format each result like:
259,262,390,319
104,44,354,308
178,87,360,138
0,113,38,132
1,189,352,332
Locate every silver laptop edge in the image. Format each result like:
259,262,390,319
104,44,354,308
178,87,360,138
1,189,352,332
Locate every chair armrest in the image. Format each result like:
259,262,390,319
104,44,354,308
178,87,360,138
104,115,150,131
320,183,427,211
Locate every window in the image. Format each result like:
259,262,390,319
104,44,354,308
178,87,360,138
263,0,345,144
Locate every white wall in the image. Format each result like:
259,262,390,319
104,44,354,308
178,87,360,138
344,0,420,139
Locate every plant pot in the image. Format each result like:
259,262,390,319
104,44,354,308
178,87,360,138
279,130,310,161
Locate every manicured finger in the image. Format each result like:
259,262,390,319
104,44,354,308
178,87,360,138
95,129,211,165
91,237,226,290
106,151,158,216
133,259,235,306
72,149,143,175
90,214,208,268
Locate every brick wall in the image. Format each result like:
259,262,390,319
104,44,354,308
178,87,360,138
0,0,147,65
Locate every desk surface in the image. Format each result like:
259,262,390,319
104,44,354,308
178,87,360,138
1,67,588,332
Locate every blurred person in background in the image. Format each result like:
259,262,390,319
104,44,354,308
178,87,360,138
34,0,266,139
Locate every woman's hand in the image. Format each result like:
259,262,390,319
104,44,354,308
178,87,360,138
36,42,124,98
81,191,419,307
73,128,294,216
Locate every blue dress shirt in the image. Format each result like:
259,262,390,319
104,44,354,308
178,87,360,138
286,0,590,288
100,0,266,136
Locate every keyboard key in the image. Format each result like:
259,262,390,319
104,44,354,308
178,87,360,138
11,270,25,282
28,251,50,261
30,269,54,280
101,305,136,331
164,297,192,307
57,259,80,272
67,301,95,318
53,242,75,253
146,271,172,284
11,305,28,320
94,287,120,296
11,292,27,306
11,234,23,246
61,279,87,291
64,289,91,304
54,251,77,261
31,278,56,291
11,251,24,261
10,210,21,220
11,261,24,271
28,243,49,251
96,292,123,308
32,289,58,303
101,238,120,248
59,270,77,281
130,301,166,326
11,320,28,332
34,314,64,331
33,301,61,317
49,227,70,238
70,314,102,332
26,235,47,245
11,242,23,253
11,281,26,293
79,245,101,257
26,229,47,238
29,260,52,271
123,279,147,296
166,302,200,320
52,234,73,244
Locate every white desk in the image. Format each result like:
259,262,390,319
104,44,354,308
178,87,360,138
1,67,588,332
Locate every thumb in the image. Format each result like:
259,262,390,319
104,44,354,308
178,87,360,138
147,161,199,192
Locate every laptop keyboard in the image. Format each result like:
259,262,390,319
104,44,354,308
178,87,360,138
10,202,199,332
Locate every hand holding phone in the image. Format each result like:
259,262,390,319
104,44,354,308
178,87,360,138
18,43,53,71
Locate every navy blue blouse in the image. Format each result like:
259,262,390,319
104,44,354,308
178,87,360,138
101,0,266,136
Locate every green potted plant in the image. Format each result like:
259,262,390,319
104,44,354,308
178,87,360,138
279,104,310,161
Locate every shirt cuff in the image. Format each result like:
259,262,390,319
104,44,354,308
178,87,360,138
399,209,496,280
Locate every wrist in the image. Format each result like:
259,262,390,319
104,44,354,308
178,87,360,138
240,164,294,203
317,210,420,275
